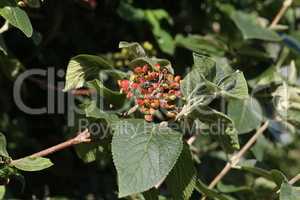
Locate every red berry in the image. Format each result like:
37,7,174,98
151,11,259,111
152,83,159,89
126,92,133,98
155,64,160,70
168,90,175,94
142,65,148,73
170,82,179,88
148,87,154,93
136,98,144,106
138,77,146,84
134,66,143,74
131,82,139,89
174,75,181,83
120,80,129,89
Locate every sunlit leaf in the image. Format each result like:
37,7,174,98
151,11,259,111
227,97,263,134
0,133,9,158
0,186,5,200
175,34,228,56
63,54,114,91
12,157,53,171
231,11,281,41
0,1,33,37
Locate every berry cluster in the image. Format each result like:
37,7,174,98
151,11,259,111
118,64,182,122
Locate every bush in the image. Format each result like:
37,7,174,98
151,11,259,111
0,0,300,199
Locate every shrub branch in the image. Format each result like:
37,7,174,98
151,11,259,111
11,129,91,164
201,121,269,200
270,0,293,28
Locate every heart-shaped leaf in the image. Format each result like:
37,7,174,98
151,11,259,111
112,119,183,197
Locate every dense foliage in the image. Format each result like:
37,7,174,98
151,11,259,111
1,0,300,199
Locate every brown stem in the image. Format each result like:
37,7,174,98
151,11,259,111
200,121,269,200
187,135,197,145
288,174,300,185
11,129,91,164
270,0,293,28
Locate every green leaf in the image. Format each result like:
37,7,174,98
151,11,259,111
145,10,174,55
227,97,263,134
217,182,251,193
117,1,145,22
249,47,289,88
175,34,228,56
87,79,125,107
248,65,282,87
119,41,146,59
218,70,248,99
129,57,157,70
180,54,217,98
84,100,120,125
0,165,16,180
251,135,270,162
166,144,196,200
0,186,5,200
181,54,248,100
0,133,9,158
111,119,183,197
191,107,240,152
273,84,300,127
117,2,174,55
152,58,174,74
240,161,287,186
192,53,217,82
70,109,108,163
195,180,232,200
178,55,242,152
74,141,105,164
0,5,33,37
231,11,281,41
280,182,300,200
12,156,53,171
63,54,114,91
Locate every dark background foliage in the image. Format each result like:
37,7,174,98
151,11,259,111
1,0,300,199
